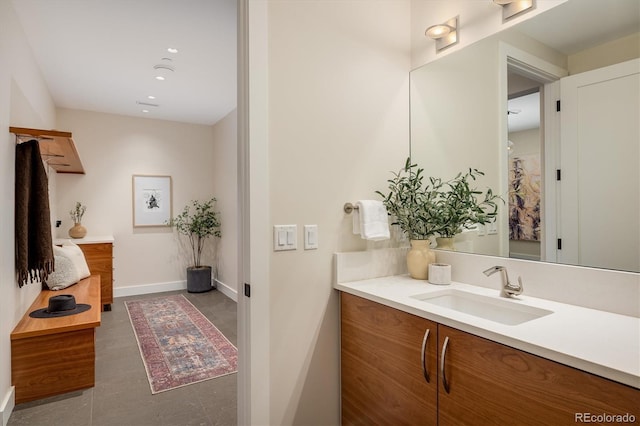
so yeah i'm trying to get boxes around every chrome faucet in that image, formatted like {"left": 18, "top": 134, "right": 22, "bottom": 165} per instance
{"left": 483, "top": 266, "right": 523, "bottom": 298}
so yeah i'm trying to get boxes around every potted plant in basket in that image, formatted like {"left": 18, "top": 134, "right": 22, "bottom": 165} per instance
{"left": 168, "top": 198, "right": 221, "bottom": 293}
{"left": 376, "top": 158, "right": 439, "bottom": 280}
{"left": 428, "top": 169, "right": 502, "bottom": 250}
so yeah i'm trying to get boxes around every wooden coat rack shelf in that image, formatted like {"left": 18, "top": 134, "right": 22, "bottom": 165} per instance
{"left": 10, "top": 127, "right": 85, "bottom": 174}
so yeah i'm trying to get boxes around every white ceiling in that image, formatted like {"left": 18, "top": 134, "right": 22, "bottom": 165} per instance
{"left": 508, "top": 92, "right": 540, "bottom": 133}
{"left": 12, "top": 0, "right": 237, "bottom": 126}
{"left": 517, "top": 0, "right": 640, "bottom": 55}
{"left": 12, "top": 0, "right": 638, "bottom": 129}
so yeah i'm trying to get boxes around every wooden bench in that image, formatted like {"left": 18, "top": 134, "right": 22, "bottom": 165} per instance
{"left": 10, "top": 275, "right": 101, "bottom": 404}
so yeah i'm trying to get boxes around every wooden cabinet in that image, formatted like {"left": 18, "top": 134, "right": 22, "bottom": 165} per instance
{"left": 341, "top": 293, "right": 437, "bottom": 425}
{"left": 340, "top": 293, "right": 640, "bottom": 426}
{"left": 11, "top": 276, "right": 101, "bottom": 403}
{"left": 437, "top": 325, "right": 640, "bottom": 426}
{"left": 77, "top": 242, "right": 113, "bottom": 310}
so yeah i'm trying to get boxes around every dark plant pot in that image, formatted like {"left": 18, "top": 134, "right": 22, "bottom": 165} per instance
{"left": 187, "top": 266, "right": 212, "bottom": 293}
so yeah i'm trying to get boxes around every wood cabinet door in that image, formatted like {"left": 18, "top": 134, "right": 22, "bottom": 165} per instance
{"left": 341, "top": 293, "right": 437, "bottom": 425}
{"left": 438, "top": 325, "right": 640, "bottom": 426}
{"left": 78, "top": 243, "right": 113, "bottom": 305}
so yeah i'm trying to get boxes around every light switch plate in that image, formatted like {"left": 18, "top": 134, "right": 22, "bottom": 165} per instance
{"left": 304, "top": 225, "right": 318, "bottom": 250}
{"left": 274, "top": 225, "right": 297, "bottom": 251}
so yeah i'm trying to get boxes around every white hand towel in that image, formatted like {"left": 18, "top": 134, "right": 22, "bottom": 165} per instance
{"left": 353, "top": 200, "right": 390, "bottom": 241}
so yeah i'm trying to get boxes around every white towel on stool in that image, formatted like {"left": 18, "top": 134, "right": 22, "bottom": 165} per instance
{"left": 352, "top": 200, "right": 390, "bottom": 241}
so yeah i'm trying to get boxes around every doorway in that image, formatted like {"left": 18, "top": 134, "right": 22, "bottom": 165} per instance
{"left": 506, "top": 73, "right": 543, "bottom": 261}
{"left": 501, "top": 43, "right": 566, "bottom": 263}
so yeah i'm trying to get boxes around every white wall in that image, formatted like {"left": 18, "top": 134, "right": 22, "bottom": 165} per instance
{"left": 211, "top": 109, "right": 238, "bottom": 297}
{"left": 410, "top": 37, "right": 504, "bottom": 256}
{"left": 249, "top": 1, "right": 411, "bottom": 424}
{"left": 510, "top": 127, "right": 539, "bottom": 156}
{"left": 569, "top": 32, "right": 640, "bottom": 75}
{"left": 55, "top": 109, "right": 221, "bottom": 295}
{"left": 0, "top": 0, "right": 57, "bottom": 421}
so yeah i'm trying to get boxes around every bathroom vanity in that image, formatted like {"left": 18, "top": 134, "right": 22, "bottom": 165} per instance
{"left": 335, "top": 260, "right": 640, "bottom": 425}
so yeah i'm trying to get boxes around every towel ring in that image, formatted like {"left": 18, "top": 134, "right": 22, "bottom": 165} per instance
{"left": 343, "top": 202, "right": 360, "bottom": 214}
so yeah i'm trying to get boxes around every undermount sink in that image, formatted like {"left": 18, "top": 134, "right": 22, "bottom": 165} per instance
{"left": 411, "top": 289, "right": 553, "bottom": 325}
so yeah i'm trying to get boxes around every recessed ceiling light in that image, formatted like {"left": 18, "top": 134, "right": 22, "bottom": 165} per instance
{"left": 136, "top": 101, "right": 159, "bottom": 107}
{"left": 154, "top": 64, "right": 175, "bottom": 72}
{"left": 155, "top": 76, "right": 165, "bottom": 81}
{"left": 167, "top": 47, "right": 178, "bottom": 53}
{"left": 142, "top": 109, "right": 149, "bottom": 113}
{"left": 148, "top": 95, "right": 156, "bottom": 100}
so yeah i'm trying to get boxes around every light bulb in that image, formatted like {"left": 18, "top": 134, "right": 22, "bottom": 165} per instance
{"left": 426, "top": 24, "right": 452, "bottom": 39}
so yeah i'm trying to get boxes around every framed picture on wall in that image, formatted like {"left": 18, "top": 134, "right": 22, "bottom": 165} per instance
{"left": 508, "top": 155, "right": 541, "bottom": 241}
{"left": 132, "top": 175, "right": 172, "bottom": 227}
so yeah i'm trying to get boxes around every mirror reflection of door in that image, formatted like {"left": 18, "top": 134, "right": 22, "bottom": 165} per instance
{"left": 507, "top": 58, "right": 640, "bottom": 272}
{"left": 559, "top": 59, "right": 640, "bottom": 272}
{"left": 507, "top": 73, "right": 543, "bottom": 261}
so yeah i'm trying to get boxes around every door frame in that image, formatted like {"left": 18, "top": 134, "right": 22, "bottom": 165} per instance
{"left": 238, "top": 0, "right": 271, "bottom": 423}
{"left": 499, "top": 42, "right": 567, "bottom": 262}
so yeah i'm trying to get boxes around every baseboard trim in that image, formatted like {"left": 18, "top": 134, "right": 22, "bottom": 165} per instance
{"left": 1, "top": 386, "right": 15, "bottom": 426}
{"left": 114, "top": 280, "right": 187, "bottom": 298}
{"left": 215, "top": 279, "right": 238, "bottom": 302}
{"left": 113, "top": 279, "right": 238, "bottom": 302}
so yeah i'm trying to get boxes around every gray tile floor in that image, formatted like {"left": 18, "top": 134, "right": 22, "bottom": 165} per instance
{"left": 8, "top": 289, "right": 238, "bottom": 426}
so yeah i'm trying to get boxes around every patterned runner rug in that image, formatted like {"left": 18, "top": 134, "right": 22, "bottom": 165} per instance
{"left": 125, "top": 294, "right": 237, "bottom": 394}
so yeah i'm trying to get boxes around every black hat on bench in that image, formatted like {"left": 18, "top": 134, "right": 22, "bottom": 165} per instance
{"left": 29, "top": 294, "right": 91, "bottom": 318}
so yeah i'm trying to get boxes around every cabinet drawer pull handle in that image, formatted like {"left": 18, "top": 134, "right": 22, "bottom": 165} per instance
{"left": 441, "top": 336, "right": 450, "bottom": 394}
{"left": 420, "top": 328, "right": 430, "bottom": 383}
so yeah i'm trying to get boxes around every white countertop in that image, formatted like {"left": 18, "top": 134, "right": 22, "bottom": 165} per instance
{"left": 54, "top": 235, "right": 114, "bottom": 245}
{"left": 335, "top": 275, "right": 640, "bottom": 389}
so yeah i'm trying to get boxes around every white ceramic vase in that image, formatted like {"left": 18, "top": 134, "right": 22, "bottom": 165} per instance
{"left": 407, "top": 239, "right": 436, "bottom": 280}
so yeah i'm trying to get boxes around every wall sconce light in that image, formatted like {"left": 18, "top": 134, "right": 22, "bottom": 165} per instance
{"left": 493, "top": 0, "right": 535, "bottom": 21}
{"left": 425, "top": 16, "right": 458, "bottom": 53}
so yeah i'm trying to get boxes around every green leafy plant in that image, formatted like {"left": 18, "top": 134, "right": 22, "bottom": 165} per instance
{"left": 69, "top": 202, "right": 86, "bottom": 224}
{"left": 168, "top": 198, "right": 221, "bottom": 268}
{"left": 428, "top": 169, "right": 502, "bottom": 238}
{"left": 375, "top": 158, "right": 439, "bottom": 240}
{"left": 376, "top": 159, "right": 502, "bottom": 240}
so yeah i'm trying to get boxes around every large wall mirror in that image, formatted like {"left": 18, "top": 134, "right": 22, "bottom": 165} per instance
{"left": 410, "top": 0, "right": 639, "bottom": 272}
